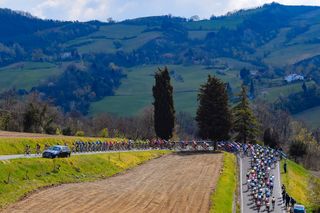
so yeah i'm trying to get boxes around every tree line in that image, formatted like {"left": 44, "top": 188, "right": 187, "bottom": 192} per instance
{"left": 152, "top": 67, "right": 260, "bottom": 149}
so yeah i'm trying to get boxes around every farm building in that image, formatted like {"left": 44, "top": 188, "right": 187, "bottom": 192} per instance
{"left": 284, "top": 74, "right": 304, "bottom": 83}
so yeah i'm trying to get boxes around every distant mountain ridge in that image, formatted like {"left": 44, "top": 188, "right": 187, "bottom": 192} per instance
{"left": 1, "top": 3, "right": 320, "bottom": 118}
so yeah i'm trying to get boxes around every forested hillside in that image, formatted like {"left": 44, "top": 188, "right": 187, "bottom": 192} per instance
{"left": 1, "top": 3, "right": 320, "bottom": 127}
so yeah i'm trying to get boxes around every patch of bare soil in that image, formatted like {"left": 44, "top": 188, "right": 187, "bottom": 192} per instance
{"left": 0, "top": 131, "right": 57, "bottom": 138}
{"left": 2, "top": 153, "right": 223, "bottom": 213}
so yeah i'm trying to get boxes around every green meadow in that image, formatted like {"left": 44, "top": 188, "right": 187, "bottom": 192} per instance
{"left": 90, "top": 65, "right": 242, "bottom": 116}
{"left": 0, "top": 62, "right": 62, "bottom": 92}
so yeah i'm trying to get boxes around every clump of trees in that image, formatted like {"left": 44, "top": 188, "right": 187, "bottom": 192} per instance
{"left": 274, "top": 85, "right": 320, "bottom": 114}
{"left": 36, "top": 62, "right": 125, "bottom": 114}
{"left": 289, "top": 140, "right": 307, "bottom": 161}
{"left": 256, "top": 99, "right": 320, "bottom": 170}
{"left": 263, "top": 128, "right": 280, "bottom": 148}
{"left": 0, "top": 92, "right": 61, "bottom": 133}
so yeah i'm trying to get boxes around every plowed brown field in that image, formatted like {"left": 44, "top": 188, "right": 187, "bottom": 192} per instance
{"left": 2, "top": 153, "right": 223, "bottom": 213}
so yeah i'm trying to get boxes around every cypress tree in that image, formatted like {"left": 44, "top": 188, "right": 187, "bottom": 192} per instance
{"left": 152, "top": 67, "right": 175, "bottom": 140}
{"left": 196, "top": 75, "right": 232, "bottom": 150}
{"left": 233, "top": 85, "right": 260, "bottom": 144}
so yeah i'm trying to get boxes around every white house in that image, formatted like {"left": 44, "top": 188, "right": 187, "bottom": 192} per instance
{"left": 284, "top": 74, "right": 304, "bottom": 83}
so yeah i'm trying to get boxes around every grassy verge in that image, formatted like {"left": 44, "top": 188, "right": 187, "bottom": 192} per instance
{"left": 210, "top": 152, "right": 237, "bottom": 213}
{"left": 0, "top": 150, "right": 171, "bottom": 209}
{"left": 280, "top": 159, "right": 320, "bottom": 212}
{"left": 0, "top": 137, "right": 123, "bottom": 155}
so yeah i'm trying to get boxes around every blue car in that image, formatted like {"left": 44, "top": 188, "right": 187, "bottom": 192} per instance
{"left": 292, "top": 204, "right": 306, "bottom": 213}
{"left": 42, "top": 145, "right": 71, "bottom": 158}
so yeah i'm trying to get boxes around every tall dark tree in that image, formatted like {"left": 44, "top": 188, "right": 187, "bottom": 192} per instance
{"left": 196, "top": 75, "right": 232, "bottom": 150}
{"left": 233, "top": 85, "right": 260, "bottom": 144}
{"left": 152, "top": 67, "right": 175, "bottom": 140}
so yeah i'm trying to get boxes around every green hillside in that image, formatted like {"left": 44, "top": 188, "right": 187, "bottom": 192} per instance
{"left": 0, "top": 62, "right": 62, "bottom": 92}
{"left": 1, "top": 3, "right": 320, "bottom": 124}
{"left": 89, "top": 65, "right": 242, "bottom": 116}
{"left": 294, "top": 106, "right": 320, "bottom": 130}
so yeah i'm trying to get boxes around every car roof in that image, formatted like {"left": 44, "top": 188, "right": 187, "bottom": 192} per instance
{"left": 52, "top": 145, "right": 68, "bottom": 148}
{"left": 294, "top": 204, "right": 305, "bottom": 210}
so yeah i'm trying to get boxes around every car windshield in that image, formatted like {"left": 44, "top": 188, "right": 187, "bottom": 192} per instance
{"left": 48, "top": 146, "right": 61, "bottom": 151}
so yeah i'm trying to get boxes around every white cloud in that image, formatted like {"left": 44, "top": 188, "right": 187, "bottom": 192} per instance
{"left": 0, "top": 0, "right": 319, "bottom": 21}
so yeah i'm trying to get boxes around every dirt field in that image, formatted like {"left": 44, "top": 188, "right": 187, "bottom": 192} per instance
{"left": 2, "top": 153, "right": 223, "bottom": 213}
{"left": 0, "top": 131, "right": 57, "bottom": 138}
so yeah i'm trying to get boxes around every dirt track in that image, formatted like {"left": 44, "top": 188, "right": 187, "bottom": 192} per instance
{"left": 3, "top": 153, "right": 223, "bottom": 213}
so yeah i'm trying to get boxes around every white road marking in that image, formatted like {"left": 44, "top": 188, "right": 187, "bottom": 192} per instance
{"left": 239, "top": 156, "right": 244, "bottom": 213}
{"left": 277, "top": 161, "right": 286, "bottom": 213}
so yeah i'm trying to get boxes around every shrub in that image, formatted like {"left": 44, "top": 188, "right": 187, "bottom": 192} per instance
{"left": 75, "top": 131, "right": 85, "bottom": 137}
{"left": 55, "top": 127, "right": 62, "bottom": 135}
{"left": 62, "top": 127, "right": 73, "bottom": 136}
{"left": 100, "top": 128, "right": 109, "bottom": 138}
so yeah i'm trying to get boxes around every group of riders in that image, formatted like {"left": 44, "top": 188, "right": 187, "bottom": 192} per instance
{"left": 24, "top": 139, "right": 244, "bottom": 155}
{"left": 242, "top": 144, "right": 298, "bottom": 212}
{"left": 244, "top": 144, "right": 279, "bottom": 212}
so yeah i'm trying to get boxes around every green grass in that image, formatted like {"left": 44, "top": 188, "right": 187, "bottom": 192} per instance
{"left": 0, "top": 62, "right": 62, "bottom": 92}
{"left": 294, "top": 106, "right": 320, "bottom": 129}
{"left": 70, "top": 31, "right": 161, "bottom": 54}
{"left": 90, "top": 65, "right": 242, "bottom": 116}
{"left": 288, "top": 24, "right": 320, "bottom": 45}
{"left": 263, "top": 43, "right": 320, "bottom": 67}
{"left": 90, "top": 24, "right": 147, "bottom": 39}
{"left": 76, "top": 39, "right": 117, "bottom": 54}
{"left": 184, "top": 18, "right": 243, "bottom": 31}
{"left": 259, "top": 81, "right": 315, "bottom": 103}
{"left": 280, "top": 159, "right": 320, "bottom": 212}
{"left": 188, "top": 31, "right": 211, "bottom": 40}
{"left": 210, "top": 152, "right": 237, "bottom": 213}
{"left": 0, "top": 150, "right": 170, "bottom": 209}
{"left": 0, "top": 137, "right": 123, "bottom": 155}
{"left": 64, "top": 24, "right": 157, "bottom": 54}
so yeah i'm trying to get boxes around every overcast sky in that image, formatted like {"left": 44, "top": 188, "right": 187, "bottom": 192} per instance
{"left": 0, "top": 0, "right": 319, "bottom": 21}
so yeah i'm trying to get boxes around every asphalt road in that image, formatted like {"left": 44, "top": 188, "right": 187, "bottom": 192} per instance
{"left": 0, "top": 149, "right": 164, "bottom": 161}
{"left": 240, "top": 156, "right": 286, "bottom": 213}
